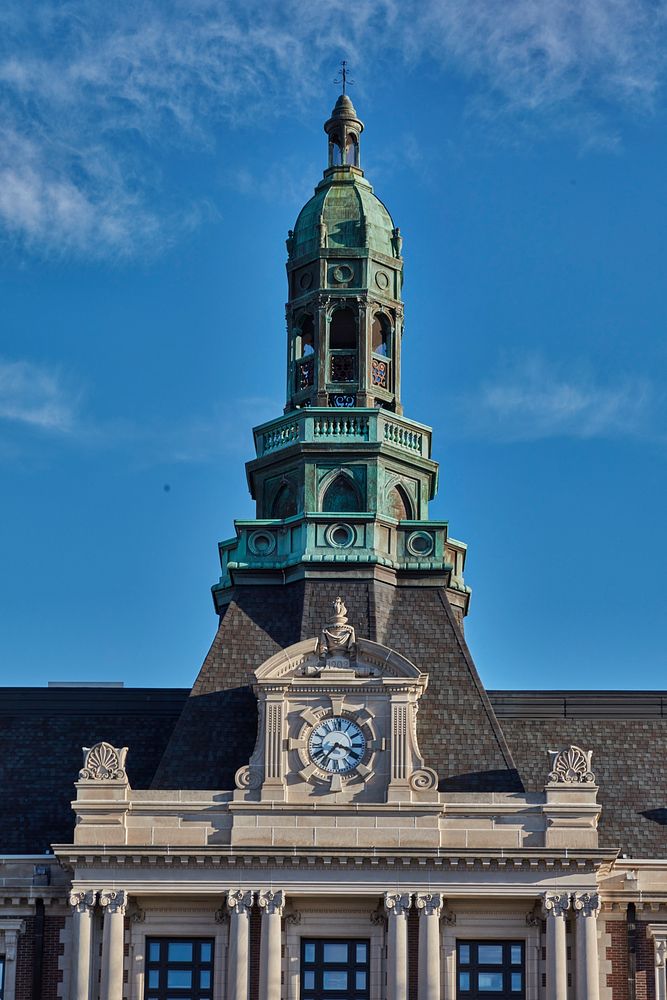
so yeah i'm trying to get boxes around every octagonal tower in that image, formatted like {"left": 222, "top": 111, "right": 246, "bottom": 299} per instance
{"left": 211, "top": 94, "right": 470, "bottom": 626}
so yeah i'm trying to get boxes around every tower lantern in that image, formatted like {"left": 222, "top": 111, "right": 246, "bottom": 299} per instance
{"left": 285, "top": 92, "right": 405, "bottom": 414}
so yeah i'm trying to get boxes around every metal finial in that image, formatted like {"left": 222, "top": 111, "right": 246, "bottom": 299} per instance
{"left": 334, "top": 60, "right": 354, "bottom": 95}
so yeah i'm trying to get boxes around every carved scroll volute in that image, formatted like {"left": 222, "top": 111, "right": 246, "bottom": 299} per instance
{"left": 79, "top": 742, "right": 128, "bottom": 782}
{"left": 389, "top": 694, "right": 438, "bottom": 802}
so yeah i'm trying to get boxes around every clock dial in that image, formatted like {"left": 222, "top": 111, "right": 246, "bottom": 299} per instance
{"left": 308, "top": 716, "right": 366, "bottom": 774}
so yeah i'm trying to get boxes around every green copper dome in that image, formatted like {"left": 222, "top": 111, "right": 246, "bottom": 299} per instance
{"left": 291, "top": 172, "right": 396, "bottom": 259}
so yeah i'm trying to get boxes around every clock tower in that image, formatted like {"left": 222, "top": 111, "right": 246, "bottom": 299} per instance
{"left": 153, "top": 93, "right": 520, "bottom": 798}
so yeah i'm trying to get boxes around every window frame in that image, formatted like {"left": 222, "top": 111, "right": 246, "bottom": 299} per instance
{"left": 456, "top": 940, "right": 526, "bottom": 999}
{"left": 300, "top": 937, "right": 371, "bottom": 1000}
{"left": 143, "top": 937, "right": 214, "bottom": 1000}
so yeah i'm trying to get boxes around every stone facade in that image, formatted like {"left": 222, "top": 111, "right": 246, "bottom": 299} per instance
{"left": 1, "top": 93, "right": 666, "bottom": 1000}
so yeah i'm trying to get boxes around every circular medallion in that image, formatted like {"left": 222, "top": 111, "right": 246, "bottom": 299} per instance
{"left": 299, "top": 271, "right": 313, "bottom": 290}
{"left": 308, "top": 716, "right": 367, "bottom": 773}
{"left": 248, "top": 530, "right": 276, "bottom": 556}
{"left": 406, "top": 530, "right": 434, "bottom": 557}
{"left": 332, "top": 264, "right": 354, "bottom": 284}
{"left": 375, "top": 270, "right": 390, "bottom": 290}
{"left": 325, "top": 522, "right": 355, "bottom": 548}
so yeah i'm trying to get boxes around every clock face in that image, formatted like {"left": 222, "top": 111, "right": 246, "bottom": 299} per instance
{"left": 308, "top": 716, "right": 366, "bottom": 774}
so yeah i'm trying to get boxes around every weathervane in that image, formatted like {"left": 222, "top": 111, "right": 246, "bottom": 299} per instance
{"left": 334, "top": 60, "right": 354, "bottom": 95}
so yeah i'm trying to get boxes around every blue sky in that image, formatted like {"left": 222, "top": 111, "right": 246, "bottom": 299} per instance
{"left": 1, "top": 0, "right": 666, "bottom": 691}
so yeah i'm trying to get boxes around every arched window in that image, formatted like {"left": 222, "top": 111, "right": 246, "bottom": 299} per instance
{"left": 296, "top": 315, "right": 314, "bottom": 358}
{"left": 272, "top": 482, "right": 297, "bottom": 519}
{"left": 332, "top": 141, "right": 344, "bottom": 166}
{"left": 346, "top": 135, "right": 359, "bottom": 166}
{"left": 322, "top": 474, "right": 362, "bottom": 512}
{"left": 387, "top": 484, "right": 412, "bottom": 521}
{"left": 372, "top": 313, "right": 391, "bottom": 357}
{"left": 330, "top": 308, "right": 357, "bottom": 349}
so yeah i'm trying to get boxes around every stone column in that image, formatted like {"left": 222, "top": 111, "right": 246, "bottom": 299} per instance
{"left": 648, "top": 926, "right": 667, "bottom": 1000}
{"left": 226, "top": 890, "right": 253, "bottom": 1000}
{"left": 573, "top": 892, "right": 600, "bottom": 1000}
{"left": 99, "top": 890, "right": 127, "bottom": 1000}
{"left": 258, "top": 890, "right": 285, "bottom": 1000}
{"left": 415, "top": 893, "right": 442, "bottom": 1000}
{"left": 384, "top": 892, "right": 411, "bottom": 1000}
{"left": 543, "top": 893, "right": 569, "bottom": 1000}
{"left": 69, "top": 891, "right": 96, "bottom": 1000}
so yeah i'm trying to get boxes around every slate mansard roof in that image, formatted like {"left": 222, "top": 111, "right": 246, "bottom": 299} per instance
{"left": 4, "top": 659, "right": 666, "bottom": 858}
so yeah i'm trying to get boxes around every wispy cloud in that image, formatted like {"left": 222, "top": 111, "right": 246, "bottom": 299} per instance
{"left": 0, "top": 357, "right": 79, "bottom": 432}
{"left": 1, "top": 0, "right": 667, "bottom": 257}
{"left": 459, "top": 356, "right": 657, "bottom": 443}
{"left": 0, "top": 354, "right": 278, "bottom": 464}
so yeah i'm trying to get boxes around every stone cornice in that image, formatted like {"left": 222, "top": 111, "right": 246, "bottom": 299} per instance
{"left": 54, "top": 845, "right": 615, "bottom": 871}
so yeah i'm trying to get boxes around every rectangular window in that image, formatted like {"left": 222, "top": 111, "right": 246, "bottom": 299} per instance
{"left": 301, "top": 938, "right": 370, "bottom": 1000}
{"left": 457, "top": 941, "right": 525, "bottom": 999}
{"left": 144, "top": 938, "right": 214, "bottom": 1000}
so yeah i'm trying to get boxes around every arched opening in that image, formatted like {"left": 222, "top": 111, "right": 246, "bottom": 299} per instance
{"left": 322, "top": 473, "right": 362, "bottom": 513}
{"left": 372, "top": 313, "right": 391, "bottom": 356}
{"left": 387, "top": 484, "right": 412, "bottom": 521}
{"left": 272, "top": 482, "right": 297, "bottom": 519}
{"left": 345, "top": 135, "right": 359, "bottom": 166}
{"left": 330, "top": 308, "right": 357, "bottom": 349}
{"left": 331, "top": 141, "right": 344, "bottom": 166}
{"left": 296, "top": 315, "right": 315, "bottom": 358}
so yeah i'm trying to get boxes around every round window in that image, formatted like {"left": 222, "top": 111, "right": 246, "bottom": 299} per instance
{"left": 248, "top": 530, "right": 277, "bottom": 556}
{"left": 332, "top": 264, "right": 354, "bottom": 284}
{"left": 325, "top": 522, "right": 355, "bottom": 548}
{"left": 406, "top": 531, "right": 434, "bottom": 557}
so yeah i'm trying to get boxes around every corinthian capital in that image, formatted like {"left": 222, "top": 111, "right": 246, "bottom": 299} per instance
{"left": 226, "top": 889, "right": 253, "bottom": 915}
{"left": 99, "top": 889, "right": 127, "bottom": 914}
{"left": 572, "top": 892, "right": 600, "bottom": 918}
{"left": 384, "top": 892, "right": 411, "bottom": 917}
{"left": 69, "top": 890, "right": 97, "bottom": 913}
{"left": 415, "top": 893, "right": 443, "bottom": 918}
{"left": 258, "top": 889, "right": 285, "bottom": 916}
{"left": 542, "top": 892, "right": 570, "bottom": 918}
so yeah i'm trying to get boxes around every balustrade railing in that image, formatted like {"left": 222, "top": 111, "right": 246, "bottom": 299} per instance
{"left": 256, "top": 410, "right": 429, "bottom": 458}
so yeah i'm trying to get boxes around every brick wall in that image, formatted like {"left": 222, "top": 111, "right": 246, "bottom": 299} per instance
{"left": 637, "top": 923, "right": 656, "bottom": 1000}
{"left": 407, "top": 908, "right": 418, "bottom": 1000}
{"left": 15, "top": 916, "right": 34, "bottom": 1000}
{"left": 606, "top": 916, "right": 657, "bottom": 1000}
{"left": 14, "top": 913, "right": 65, "bottom": 1000}
{"left": 249, "top": 902, "right": 261, "bottom": 1000}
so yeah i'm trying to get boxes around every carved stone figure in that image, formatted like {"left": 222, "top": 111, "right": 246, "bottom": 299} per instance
{"left": 318, "top": 596, "right": 356, "bottom": 661}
